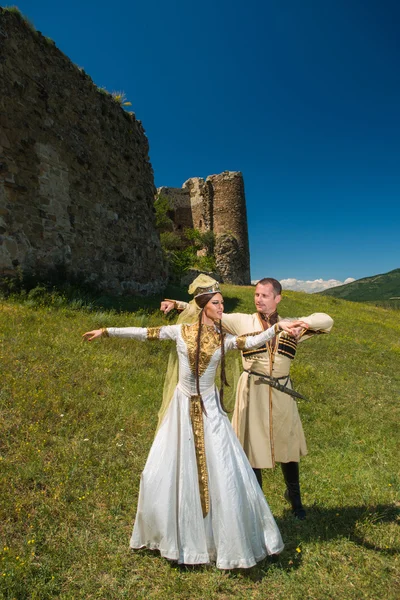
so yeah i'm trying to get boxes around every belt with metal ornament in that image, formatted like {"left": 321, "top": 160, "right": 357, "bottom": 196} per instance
{"left": 243, "top": 369, "right": 309, "bottom": 401}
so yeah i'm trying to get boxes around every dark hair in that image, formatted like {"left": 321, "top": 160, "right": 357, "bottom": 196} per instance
{"left": 256, "top": 277, "right": 282, "bottom": 296}
{"left": 194, "top": 292, "right": 218, "bottom": 310}
{"left": 194, "top": 292, "right": 229, "bottom": 414}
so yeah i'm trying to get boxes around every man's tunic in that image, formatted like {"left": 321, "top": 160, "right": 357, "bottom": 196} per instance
{"left": 221, "top": 312, "right": 333, "bottom": 468}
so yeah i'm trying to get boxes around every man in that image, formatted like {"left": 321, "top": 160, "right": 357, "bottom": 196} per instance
{"left": 161, "top": 278, "right": 333, "bottom": 519}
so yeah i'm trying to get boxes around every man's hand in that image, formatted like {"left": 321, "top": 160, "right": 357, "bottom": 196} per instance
{"left": 160, "top": 300, "right": 175, "bottom": 315}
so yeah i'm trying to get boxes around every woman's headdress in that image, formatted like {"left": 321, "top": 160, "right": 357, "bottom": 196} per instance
{"left": 188, "top": 274, "right": 220, "bottom": 298}
{"left": 156, "top": 274, "right": 220, "bottom": 432}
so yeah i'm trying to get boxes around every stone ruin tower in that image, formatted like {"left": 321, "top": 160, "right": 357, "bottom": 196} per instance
{"left": 158, "top": 171, "right": 251, "bottom": 285}
{"left": 0, "top": 8, "right": 166, "bottom": 294}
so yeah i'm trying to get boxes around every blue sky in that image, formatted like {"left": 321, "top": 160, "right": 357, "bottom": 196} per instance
{"left": 9, "top": 0, "right": 400, "bottom": 287}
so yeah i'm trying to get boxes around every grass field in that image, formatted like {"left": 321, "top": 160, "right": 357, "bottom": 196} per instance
{"left": 1, "top": 285, "right": 399, "bottom": 599}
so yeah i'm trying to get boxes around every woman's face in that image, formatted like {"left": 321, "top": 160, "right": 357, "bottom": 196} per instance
{"left": 204, "top": 293, "right": 224, "bottom": 321}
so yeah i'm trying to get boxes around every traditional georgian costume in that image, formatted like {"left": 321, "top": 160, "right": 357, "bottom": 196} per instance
{"left": 104, "top": 320, "right": 284, "bottom": 569}
{"left": 170, "top": 306, "right": 333, "bottom": 469}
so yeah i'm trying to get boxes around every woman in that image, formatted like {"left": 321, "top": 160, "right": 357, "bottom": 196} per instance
{"left": 83, "top": 285, "right": 306, "bottom": 569}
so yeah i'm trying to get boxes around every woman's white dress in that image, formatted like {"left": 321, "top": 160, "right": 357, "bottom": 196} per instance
{"left": 107, "top": 323, "right": 284, "bottom": 569}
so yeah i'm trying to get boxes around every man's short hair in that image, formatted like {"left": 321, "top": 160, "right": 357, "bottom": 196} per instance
{"left": 256, "top": 278, "right": 282, "bottom": 297}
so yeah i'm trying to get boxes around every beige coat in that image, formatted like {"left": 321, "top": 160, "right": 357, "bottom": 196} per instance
{"left": 221, "top": 312, "right": 334, "bottom": 468}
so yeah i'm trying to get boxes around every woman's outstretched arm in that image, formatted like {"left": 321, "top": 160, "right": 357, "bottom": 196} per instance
{"left": 224, "top": 319, "right": 308, "bottom": 351}
{"left": 82, "top": 325, "right": 179, "bottom": 342}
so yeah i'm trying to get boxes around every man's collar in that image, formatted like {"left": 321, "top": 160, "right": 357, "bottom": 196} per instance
{"left": 259, "top": 310, "right": 279, "bottom": 324}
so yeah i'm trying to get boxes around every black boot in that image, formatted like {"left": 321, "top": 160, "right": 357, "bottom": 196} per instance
{"left": 280, "top": 462, "right": 306, "bottom": 520}
{"left": 253, "top": 468, "right": 263, "bottom": 488}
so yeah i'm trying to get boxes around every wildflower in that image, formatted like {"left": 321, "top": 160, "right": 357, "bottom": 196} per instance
{"left": 111, "top": 91, "right": 132, "bottom": 107}
{"left": 296, "top": 547, "right": 301, "bottom": 553}
{"left": 83, "top": 438, "right": 89, "bottom": 442}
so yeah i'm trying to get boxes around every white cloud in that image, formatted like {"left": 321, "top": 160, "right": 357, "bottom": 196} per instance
{"left": 279, "top": 277, "right": 356, "bottom": 293}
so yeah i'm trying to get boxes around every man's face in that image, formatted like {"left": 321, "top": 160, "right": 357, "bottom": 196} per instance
{"left": 254, "top": 283, "right": 281, "bottom": 315}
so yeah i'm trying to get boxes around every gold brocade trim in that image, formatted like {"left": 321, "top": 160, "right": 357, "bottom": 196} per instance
{"left": 146, "top": 327, "right": 162, "bottom": 340}
{"left": 268, "top": 383, "right": 275, "bottom": 468}
{"left": 298, "top": 327, "right": 322, "bottom": 339}
{"left": 242, "top": 344, "right": 267, "bottom": 357}
{"left": 278, "top": 349, "right": 296, "bottom": 359}
{"left": 277, "top": 332, "right": 298, "bottom": 360}
{"left": 262, "top": 316, "right": 277, "bottom": 468}
{"left": 181, "top": 323, "right": 221, "bottom": 377}
{"left": 236, "top": 331, "right": 262, "bottom": 351}
{"left": 190, "top": 395, "right": 209, "bottom": 517}
{"left": 279, "top": 334, "right": 297, "bottom": 346}
{"left": 257, "top": 313, "right": 279, "bottom": 355}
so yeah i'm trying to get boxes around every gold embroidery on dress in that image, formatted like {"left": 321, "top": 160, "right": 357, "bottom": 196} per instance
{"left": 181, "top": 323, "right": 221, "bottom": 377}
{"left": 181, "top": 323, "right": 218, "bottom": 516}
{"left": 146, "top": 327, "right": 161, "bottom": 340}
{"left": 236, "top": 331, "right": 262, "bottom": 351}
{"left": 190, "top": 394, "right": 209, "bottom": 517}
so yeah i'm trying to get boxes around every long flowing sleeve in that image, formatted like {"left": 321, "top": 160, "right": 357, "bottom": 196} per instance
{"left": 106, "top": 324, "right": 179, "bottom": 341}
{"left": 224, "top": 324, "right": 278, "bottom": 352}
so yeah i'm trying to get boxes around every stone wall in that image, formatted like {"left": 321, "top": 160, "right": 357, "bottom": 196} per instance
{"left": 157, "top": 171, "right": 251, "bottom": 285}
{"left": 0, "top": 8, "right": 167, "bottom": 294}
{"left": 157, "top": 186, "right": 193, "bottom": 232}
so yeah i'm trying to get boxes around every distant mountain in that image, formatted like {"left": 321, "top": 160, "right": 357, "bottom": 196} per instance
{"left": 319, "top": 268, "right": 400, "bottom": 304}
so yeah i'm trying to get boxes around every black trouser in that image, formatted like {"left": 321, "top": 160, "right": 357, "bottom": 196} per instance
{"left": 253, "top": 468, "right": 263, "bottom": 488}
{"left": 280, "top": 461, "right": 306, "bottom": 519}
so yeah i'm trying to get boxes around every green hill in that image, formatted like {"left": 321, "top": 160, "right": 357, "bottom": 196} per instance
{"left": 320, "top": 268, "right": 400, "bottom": 306}
{"left": 1, "top": 285, "right": 399, "bottom": 599}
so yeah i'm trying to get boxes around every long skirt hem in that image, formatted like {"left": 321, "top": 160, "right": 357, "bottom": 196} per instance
{"left": 130, "top": 542, "right": 282, "bottom": 570}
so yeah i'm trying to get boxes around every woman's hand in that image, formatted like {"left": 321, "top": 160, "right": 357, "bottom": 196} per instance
{"left": 82, "top": 329, "right": 105, "bottom": 342}
{"left": 278, "top": 320, "right": 309, "bottom": 336}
